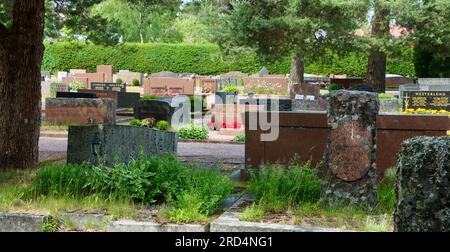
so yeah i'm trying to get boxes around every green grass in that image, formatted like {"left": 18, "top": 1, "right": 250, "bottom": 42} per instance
{"left": 0, "top": 168, "right": 138, "bottom": 219}
{"left": 379, "top": 93, "right": 396, "bottom": 100}
{"left": 40, "top": 121, "right": 69, "bottom": 132}
{"left": 239, "top": 159, "right": 396, "bottom": 232}
{"left": 247, "top": 158, "right": 322, "bottom": 213}
{"left": 0, "top": 155, "right": 232, "bottom": 224}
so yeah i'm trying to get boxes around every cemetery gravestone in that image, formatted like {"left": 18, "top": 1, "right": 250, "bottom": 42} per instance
{"left": 394, "top": 136, "right": 450, "bottom": 232}
{"left": 134, "top": 100, "right": 176, "bottom": 123}
{"left": 323, "top": 90, "right": 379, "bottom": 207}
{"left": 78, "top": 89, "right": 140, "bottom": 109}
{"left": 418, "top": 78, "right": 450, "bottom": 86}
{"left": 67, "top": 125, "right": 178, "bottom": 166}
{"left": 402, "top": 90, "right": 450, "bottom": 111}
{"left": 56, "top": 92, "right": 98, "bottom": 99}
{"left": 91, "top": 82, "right": 126, "bottom": 92}
{"left": 57, "top": 71, "right": 68, "bottom": 81}
{"left": 45, "top": 98, "right": 116, "bottom": 125}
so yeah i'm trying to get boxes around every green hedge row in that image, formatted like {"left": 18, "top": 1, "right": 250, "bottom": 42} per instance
{"left": 42, "top": 42, "right": 416, "bottom": 77}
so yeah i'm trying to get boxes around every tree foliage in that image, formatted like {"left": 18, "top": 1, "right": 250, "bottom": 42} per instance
{"left": 95, "top": 0, "right": 182, "bottom": 43}
{"left": 215, "top": 0, "right": 368, "bottom": 61}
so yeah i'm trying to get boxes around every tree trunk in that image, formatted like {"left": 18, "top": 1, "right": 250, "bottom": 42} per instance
{"left": 367, "top": 2, "right": 390, "bottom": 93}
{"left": 368, "top": 49, "right": 387, "bottom": 93}
{"left": 0, "top": 0, "right": 45, "bottom": 170}
{"left": 290, "top": 54, "right": 304, "bottom": 85}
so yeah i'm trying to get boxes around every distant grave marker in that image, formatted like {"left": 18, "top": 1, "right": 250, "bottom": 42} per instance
{"left": 402, "top": 91, "right": 450, "bottom": 111}
{"left": 91, "top": 82, "right": 126, "bottom": 92}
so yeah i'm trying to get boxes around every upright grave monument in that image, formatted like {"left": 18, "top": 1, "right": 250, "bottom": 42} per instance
{"left": 400, "top": 83, "right": 450, "bottom": 111}
{"left": 323, "top": 90, "right": 379, "bottom": 207}
{"left": 91, "top": 82, "right": 127, "bottom": 92}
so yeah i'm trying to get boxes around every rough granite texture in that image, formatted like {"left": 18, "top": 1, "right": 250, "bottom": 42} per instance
{"left": 394, "top": 136, "right": 450, "bottom": 232}
{"left": 67, "top": 125, "right": 178, "bottom": 166}
{"left": 323, "top": 90, "right": 380, "bottom": 207}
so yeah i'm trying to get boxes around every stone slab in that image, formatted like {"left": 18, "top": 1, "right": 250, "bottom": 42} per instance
{"left": 0, "top": 212, "right": 50, "bottom": 232}
{"left": 108, "top": 220, "right": 209, "bottom": 232}
{"left": 210, "top": 196, "right": 350, "bottom": 232}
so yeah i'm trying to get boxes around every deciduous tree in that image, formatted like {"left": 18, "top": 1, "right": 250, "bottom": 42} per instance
{"left": 0, "top": 0, "right": 45, "bottom": 170}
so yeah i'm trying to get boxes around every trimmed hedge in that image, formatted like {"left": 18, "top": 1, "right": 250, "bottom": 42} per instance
{"left": 42, "top": 42, "right": 416, "bottom": 77}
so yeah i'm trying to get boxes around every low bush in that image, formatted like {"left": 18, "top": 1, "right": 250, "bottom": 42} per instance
{"left": 328, "top": 84, "right": 341, "bottom": 92}
{"left": 69, "top": 81, "right": 85, "bottom": 91}
{"left": 116, "top": 78, "right": 123, "bottom": 84}
{"left": 132, "top": 79, "right": 140, "bottom": 86}
{"left": 156, "top": 120, "right": 169, "bottom": 131}
{"left": 142, "top": 96, "right": 171, "bottom": 100}
{"left": 178, "top": 124, "right": 209, "bottom": 140}
{"left": 233, "top": 135, "right": 246, "bottom": 142}
{"left": 129, "top": 119, "right": 142, "bottom": 127}
{"left": 221, "top": 85, "right": 240, "bottom": 93}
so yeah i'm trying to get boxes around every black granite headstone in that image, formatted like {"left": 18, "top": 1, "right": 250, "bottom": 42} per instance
{"left": 402, "top": 91, "right": 450, "bottom": 111}
{"left": 134, "top": 100, "right": 175, "bottom": 123}
{"left": 91, "top": 82, "right": 126, "bottom": 92}
{"left": 117, "top": 92, "right": 140, "bottom": 108}
{"left": 56, "top": 92, "right": 98, "bottom": 99}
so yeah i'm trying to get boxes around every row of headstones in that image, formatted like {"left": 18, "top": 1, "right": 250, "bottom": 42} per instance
{"left": 323, "top": 90, "right": 449, "bottom": 232}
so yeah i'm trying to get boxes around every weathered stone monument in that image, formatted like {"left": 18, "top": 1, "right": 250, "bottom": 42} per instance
{"left": 394, "top": 136, "right": 450, "bottom": 232}
{"left": 323, "top": 90, "right": 379, "bottom": 206}
{"left": 67, "top": 125, "right": 178, "bottom": 166}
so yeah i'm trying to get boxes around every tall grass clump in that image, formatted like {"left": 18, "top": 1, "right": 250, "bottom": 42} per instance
{"left": 27, "top": 154, "right": 232, "bottom": 223}
{"left": 376, "top": 168, "right": 396, "bottom": 213}
{"left": 247, "top": 159, "right": 322, "bottom": 213}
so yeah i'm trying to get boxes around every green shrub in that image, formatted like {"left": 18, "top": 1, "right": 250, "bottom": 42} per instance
{"left": 115, "top": 78, "right": 123, "bottom": 84}
{"left": 69, "top": 81, "right": 85, "bottom": 91}
{"left": 233, "top": 135, "right": 246, "bottom": 142}
{"left": 248, "top": 158, "right": 322, "bottom": 212}
{"left": 221, "top": 85, "right": 240, "bottom": 93}
{"left": 132, "top": 79, "right": 140, "bottom": 86}
{"left": 129, "top": 119, "right": 142, "bottom": 127}
{"left": 156, "top": 120, "right": 169, "bottom": 131}
{"left": 42, "top": 42, "right": 417, "bottom": 77}
{"left": 328, "top": 84, "right": 341, "bottom": 92}
{"left": 178, "top": 124, "right": 209, "bottom": 140}
{"left": 142, "top": 96, "right": 171, "bottom": 100}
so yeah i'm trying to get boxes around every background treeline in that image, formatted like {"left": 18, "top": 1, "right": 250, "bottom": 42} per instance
{"left": 42, "top": 42, "right": 416, "bottom": 77}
